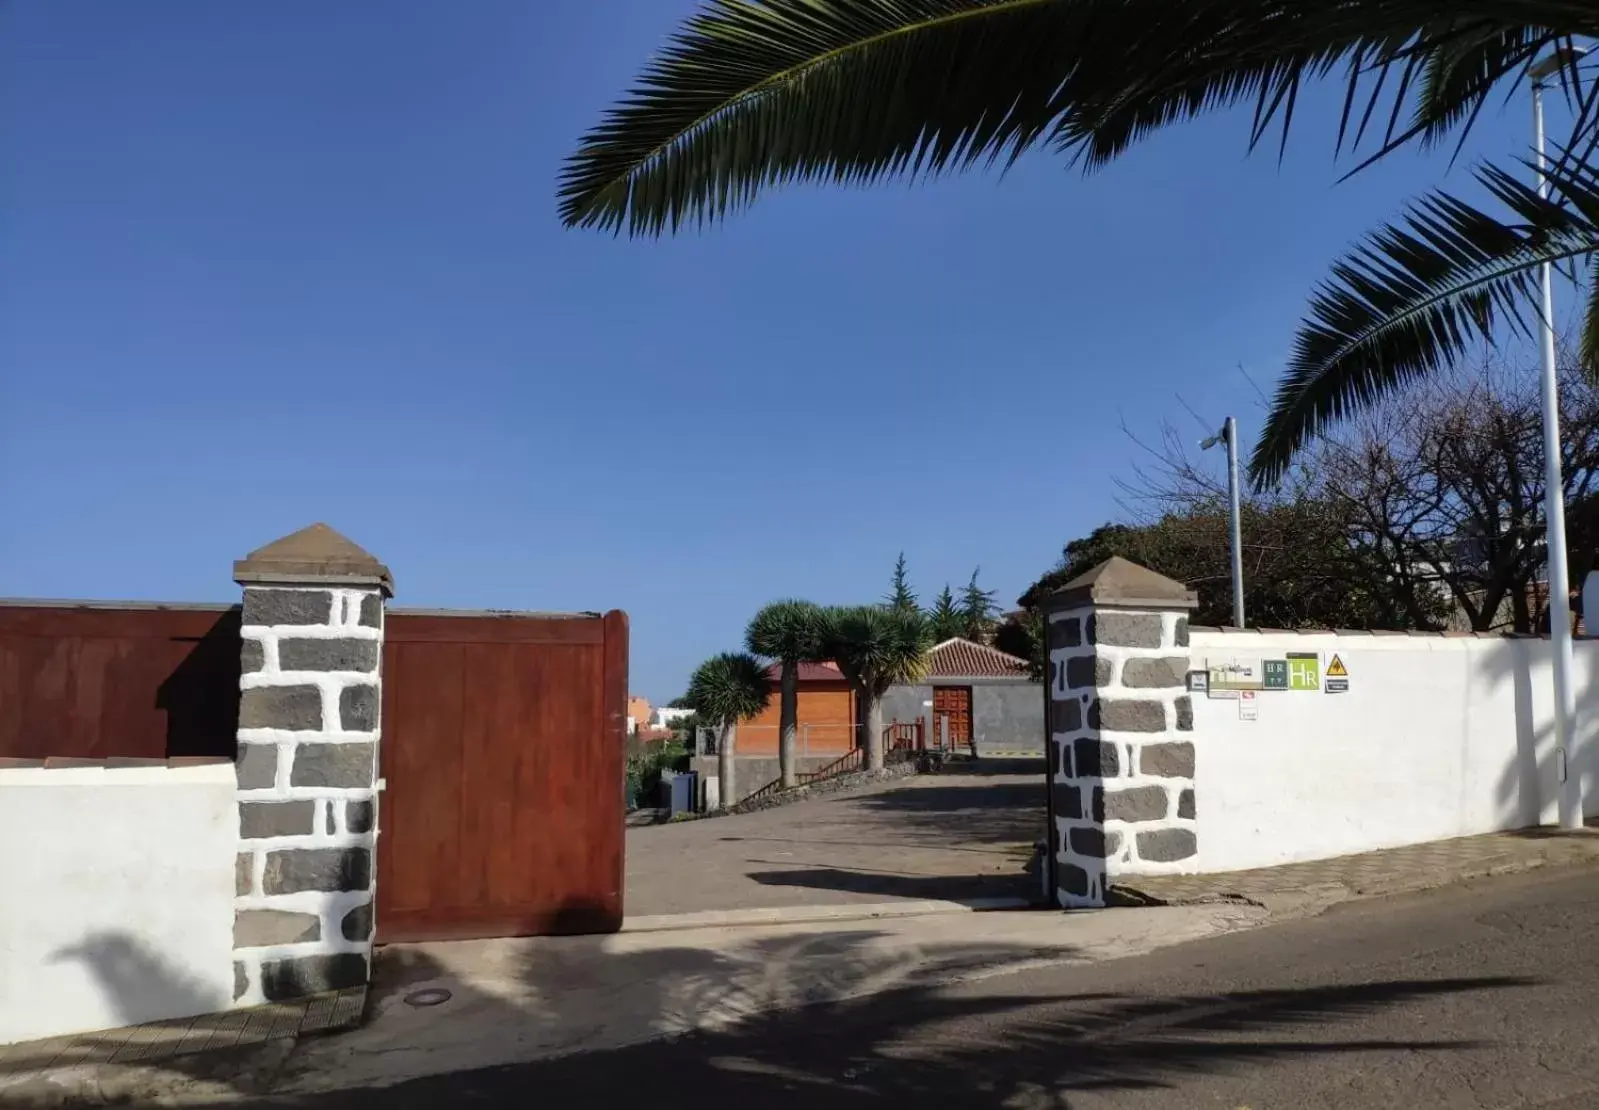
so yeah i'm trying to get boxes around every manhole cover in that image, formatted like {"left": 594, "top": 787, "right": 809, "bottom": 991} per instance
{"left": 403, "top": 988, "right": 452, "bottom": 1008}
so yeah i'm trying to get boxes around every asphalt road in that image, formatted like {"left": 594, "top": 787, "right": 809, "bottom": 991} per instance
{"left": 261, "top": 864, "right": 1599, "bottom": 1108}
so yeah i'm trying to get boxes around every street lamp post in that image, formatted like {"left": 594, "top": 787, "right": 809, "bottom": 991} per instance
{"left": 1530, "top": 45, "right": 1588, "bottom": 829}
{"left": 1202, "top": 416, "right": 1246, "bottom": 629}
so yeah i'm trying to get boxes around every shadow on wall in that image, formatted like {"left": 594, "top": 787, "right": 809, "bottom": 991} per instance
{"left": 48, "top": 930, "right": 228, "bottom": 1030}
{"left": 1474, "top": 637, "right": 1599, "bottom": 828}
{"left": 156, "top": 608, "right": 241, "bottom": 760}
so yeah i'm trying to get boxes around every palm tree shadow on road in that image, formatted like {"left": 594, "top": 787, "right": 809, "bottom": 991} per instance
{"left": 22, "top": 905, "right": 1532, "bottom": 1108}
{"left": 262, "top": 968, "right": 1524, "bottom": 1109}
{"left": 143, "top": 890, "right": 1532, "bottom": 1110}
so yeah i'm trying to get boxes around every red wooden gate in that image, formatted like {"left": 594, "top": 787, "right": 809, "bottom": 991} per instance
{"left": 377, "top": 609, "right": 627, "bottom": 943}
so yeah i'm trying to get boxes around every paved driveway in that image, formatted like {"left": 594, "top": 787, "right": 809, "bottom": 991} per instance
{"left": 625, "top": 763, "right": 1048, "bottom": 917}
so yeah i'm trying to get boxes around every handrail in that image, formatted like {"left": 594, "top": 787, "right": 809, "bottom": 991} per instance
{"left": 798, "top": 747, "right": 864, "bottom": 784}
{"left": 734, "top": 723, "right": 926, "bottom": 810}
{"left": 738, "top": 782, "right": 780, "bottom": 806}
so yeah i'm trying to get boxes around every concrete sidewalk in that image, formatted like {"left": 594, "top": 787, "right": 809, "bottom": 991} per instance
{"left": 1111, "top": 824, "right": 1599, "bottom": 917}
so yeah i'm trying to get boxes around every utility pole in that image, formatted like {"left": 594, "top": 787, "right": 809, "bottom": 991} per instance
{"left": 1530, "top": 45, "right": 1587, "bottom": 828}
{"left": 1202, "top": 416, "right": 1246, "bottom": 628}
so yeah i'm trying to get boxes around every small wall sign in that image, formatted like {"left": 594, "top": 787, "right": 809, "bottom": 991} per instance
{"left": 1287, "top": 652, "right": 1320, "bottom": 691}
{"left": 1325, "top": 654, "right": 1350, "bottom": 693}
{"left": 1187, "top": 670, "right": 1209, "bottom": 694}
{"left": 1208, "top": 657, "right": 1264, "bottom": 695}
{"left": 1238, "top": 691, "right": 1259, "bottom": 720}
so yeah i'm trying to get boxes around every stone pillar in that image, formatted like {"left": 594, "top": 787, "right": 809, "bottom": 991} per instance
{"left": 230, "top": 523, "right": 393, "bottom": 1005}
{"left": 1044, "top": 557, "right": 1197, "bottom": 909}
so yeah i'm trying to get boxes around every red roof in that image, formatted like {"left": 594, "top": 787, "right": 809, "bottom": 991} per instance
{"left": 762, "top": 660, "right": 847, "bottom": 683}
{"left": 924, "top": 638, "right": 1031, "bottom": 679}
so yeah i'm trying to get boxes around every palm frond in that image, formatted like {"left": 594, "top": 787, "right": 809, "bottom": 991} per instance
{"left": 1409, "top": 26, "right": 1546, "bottom": 158}
{"left": 746, "top": 599, "right": 827, "bottom": 660}
{"left": 561, "top": 0, "right": 1598, "bottom": 235}
{"left": 821, "top": 604, "right": 931, "bottom": 695}
{"left": 1251, "top": 155, "right": 1599, "bottom": 489}
{"left": 685, "top": 651, "right": 772, "bottom": 726}
{"left": 561, "top": 0, "right": 1081, "bottom": 234}
{"left": 1582, "top": 255, "right": 1599, "bottom": 372}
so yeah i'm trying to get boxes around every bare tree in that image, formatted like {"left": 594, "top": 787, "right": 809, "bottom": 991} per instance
{"left": 1038, "top": 345, "right": 1599, "bottom": 634}
{"left": 1313, "top": 350, "right": 1599, "bottom": 632}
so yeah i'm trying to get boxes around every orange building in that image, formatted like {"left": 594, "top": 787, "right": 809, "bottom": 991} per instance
{"left": 738, "top": 661, "right": 857, "bottom": 757}
{"left": 626, "top": 695, "right": 652, "bottom": 734}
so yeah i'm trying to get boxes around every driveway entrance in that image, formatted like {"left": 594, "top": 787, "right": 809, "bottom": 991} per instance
{"left": 625, "top": 762, "right": 1045, "bottom": 917}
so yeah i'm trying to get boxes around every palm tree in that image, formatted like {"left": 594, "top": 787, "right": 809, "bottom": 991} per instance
{"left": 821, "top": 604, "right": 931, "bottom": 771}
{"left": 746, "top": 599, "right": 827, "bottom": 789}
{"left": 683, "top": 651, "right": 772, "bottom": 808}
{"left": 560, "top": 2, "right": 1599, "bottom": 485}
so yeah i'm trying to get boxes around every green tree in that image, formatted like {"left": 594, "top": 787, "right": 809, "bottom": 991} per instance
{"left": 884, "top": 552, "right": 918, "bottom": 613}
{"left": 992, "top": 609, "right": 1046, "bottom": 681}
{"left": 959, "top": 568, "right": 999, "bottom": 642}
{"left": 927, "top": 584, "right": 963, "bottom": 642}
{"left": 1018, "top": 506, "right": 1444, "bottom": 632}
{"left": 683, "top": 652, "right": 771, "bottom": 808}
{"left": 561, "top": 2, "right": 1599, "bottom": 486}
{"left": 820, "top": 605, "right": 931, "bottom": 772}
{"left": 746, "top": 599, "right": 827, "bottom": 790}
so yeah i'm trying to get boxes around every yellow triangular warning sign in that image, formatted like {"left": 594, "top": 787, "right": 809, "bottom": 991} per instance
{"left": 1326, "top": 654, "right": 1348, "bottom": 677}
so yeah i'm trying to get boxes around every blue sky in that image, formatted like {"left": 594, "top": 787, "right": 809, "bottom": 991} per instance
{"left": 0, "top": 2, "right": 1556, "bottom": 700}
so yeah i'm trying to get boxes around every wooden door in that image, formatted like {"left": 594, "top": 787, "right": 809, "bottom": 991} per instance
{"left": 933, "top": 686, "right": 972, "bottom": 752}
{"left": 377, "top": 609, "right": 627, "bottom": 943}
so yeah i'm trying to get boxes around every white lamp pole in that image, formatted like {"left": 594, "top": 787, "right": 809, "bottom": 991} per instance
{"left": 1530, "top": 45, "right": 1587, "bottom": 829}
{"left": 1202, "top": 416, "right": 1246, "bottom": 629}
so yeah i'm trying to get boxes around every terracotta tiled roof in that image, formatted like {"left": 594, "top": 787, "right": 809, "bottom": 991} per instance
{"left": 762, "top": 660, "right": 847, "bottom": 683}
{"left": 925, "top": 638, "right": 1031, "bottom": 679}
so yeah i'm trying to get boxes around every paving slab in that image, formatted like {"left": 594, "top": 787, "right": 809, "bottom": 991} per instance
{"left": 0, "top": 989, "right": 364, "bottom": 1108}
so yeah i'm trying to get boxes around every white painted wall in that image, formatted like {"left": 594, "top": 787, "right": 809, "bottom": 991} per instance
{"left": 1190, "top": 631, "right": 1599, "bottom": 873}
{"left": 0, "top": 763, "right": 238, "bottom": 1045}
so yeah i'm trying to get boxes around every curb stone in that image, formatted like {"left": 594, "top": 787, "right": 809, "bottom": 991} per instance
{"left": 622, "top": 895, "right": 1036, "bottom": 934}
{"left": 0, "top": 1038, "right": 294, "bottom": 1109}
{"left": 1108, "top": 838, "right": 1599, "bottom": 920}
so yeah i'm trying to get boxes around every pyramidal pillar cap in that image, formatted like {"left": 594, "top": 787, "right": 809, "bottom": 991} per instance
{"left": 1044, "top": 555, "right": 1196, "bottom": 611}
{"left": 233, "top": 523, "right": 394, "bottom": 596}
